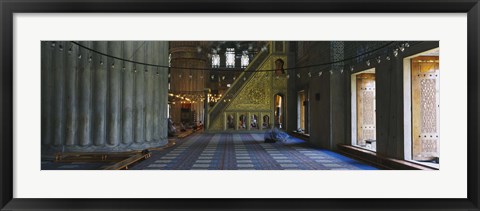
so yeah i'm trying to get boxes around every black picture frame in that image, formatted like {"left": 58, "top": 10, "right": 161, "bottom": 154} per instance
{"left": 1, "top": 0, "right": 479, "bottom": 210}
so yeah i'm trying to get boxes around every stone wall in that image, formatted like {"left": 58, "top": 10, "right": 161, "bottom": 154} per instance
{"left": 289, "top": 41, "right": 439, "bottom": 159}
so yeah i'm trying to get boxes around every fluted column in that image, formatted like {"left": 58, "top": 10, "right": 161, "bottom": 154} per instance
{"left": 78, "top": 41, "right": 93, "bottom": 146}
{"left": 108, "top": 41, "right": 122, "bottom": 146}
{"left": 93, "top": 41, "right": 108, "bottom": 146}
{"left": 122, "top": 41, "right": 134, "bottom": 144}
{"left": 65, "top": 42, "right": 78, "bottom": 146}
{"left": 134, "top": 41, "right": 146, "bottom": 143}
{"left": 145, "top": 42, "right": 154, "bottom": 142}
{"left": 41, "top": 41, "right": 53, "bottom": 146}
{"left": 41, "top": 41, "right": 169, "bottom": 153}
{"left": 53, "top": 41, "right": 66, "bottom": 146}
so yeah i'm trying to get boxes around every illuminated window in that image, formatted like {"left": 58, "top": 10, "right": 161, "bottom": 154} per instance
{"left": 351, "top": 68, "right": 376, "bottom": 151}
{"left": 225, "top": 48, "right": 235, "bottom": 68}
{"left": 212, "top": 54, "right": 220, "bottom": 68}
{"left": 404, "top": 48, "right": 440, "bottom": 168}
{"left": 241, "top": 51, "right": 249, "bottom": 68}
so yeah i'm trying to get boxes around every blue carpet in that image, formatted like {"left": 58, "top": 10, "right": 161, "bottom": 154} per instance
{"left": 130, "top": 132, "right": 378, "bottom": 170}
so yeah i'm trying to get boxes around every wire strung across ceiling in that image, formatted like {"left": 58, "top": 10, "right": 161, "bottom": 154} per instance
{"left": 69, "top": 41, "right": 417, "bottom": 73}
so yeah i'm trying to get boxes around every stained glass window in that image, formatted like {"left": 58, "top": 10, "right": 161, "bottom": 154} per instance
{"left": 212, "top": 54, "right": 220, "bottom": 68}
{"left": 225, "top": 48, "right": 235, "bottom": 68}
{"left": 241, "top": 51, "right": 249, "bottom": 68}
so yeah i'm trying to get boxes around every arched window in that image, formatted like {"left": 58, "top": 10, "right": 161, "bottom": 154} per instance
{"left": 241, "top": 51, "right": 249, "bottom": 68}
{"left": 225, "top": 48, "right": 235, "bottom": 68}
{"left": 212, "top": 53, "right": 220, "bottom": 68}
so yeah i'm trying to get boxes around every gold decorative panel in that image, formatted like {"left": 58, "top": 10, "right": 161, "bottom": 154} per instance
{"left": 207, "top": 50, "right": 288, "bottom": 131}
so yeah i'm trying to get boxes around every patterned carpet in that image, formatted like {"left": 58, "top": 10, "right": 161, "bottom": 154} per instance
{"left": 130, "top": 133, "right": 377, "bottom": 170}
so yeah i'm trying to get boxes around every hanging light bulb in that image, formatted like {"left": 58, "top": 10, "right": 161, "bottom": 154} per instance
{"left": 286, "top": 74, "right": 290, "bottom": 79}
{"left": 168, "top": 73, "right": 171, "bottom": 78}
{"left": 111, "top": 63, "right": 115, "bottom": 69}
{"left": 100, "top": 60, "right": 104, "bottom": 65}
{"left": 243, "top": 77, "right": 246, "bottom": 81}
{"left": 222, "top": 75, "right": 225, "bottom": 80}
{"left": 329, "top": 70, "right": 333, "bottom": 75}
{"left": 68, "top": 47, "right": 72, "bottom": 55}
{"left": 340, "top": 69, "right": 344, "bottom": 74}
{"left": 134, "top": 68, "right": 137, "bottom": 73}
{"left": 211, "top": 75, "right": 214, "bottom": 80}
{"left": 386, "top": 56, "right": 391, "bottom": 61}
{"left": 122, "top": 66, "right": 126, "bottom": 71}
{"left": 393, "top": 49, "right": 399, "bottom": 57}
{"left": 88, "top": 56, "right": 92, "bottom": 63}
{"left": 189, "top": 74, "right": 192, "bottom": 79}
{"left": 59, "top": 45, "right": 63, "bottom": 51}
{"left": 366, "top": 60, "right": 370, "bottom": 66}
{"left": 308, "top": 72, "right": 312, "bottom": 77}
{"left": 405, "top": 42, "right": 410, "bottom": 48}
{"left": 51, "top": 42, "right": 56, "bottom": 47}
{"left": 178, "top": 74, "right": 182, "bottom": 78}
{"left": 318, "top": 72, "right": 323, "bottom": 77}
{"left": 377, "top": 56, "right": 381, "bottom": 64}
{"left": 296, "top": 73, "right": 300, "bottom": 78}
{"left": 233, "top": 76, "right": 236, "bottom": 80}
{"left": 350, "top": 66, "right": 354, "bottom": 72}
{"left": 78, "top": 54, "right": 82, "bottom": 60}
{"left": 399, "top": 44, "right": 405, "bottom": 52}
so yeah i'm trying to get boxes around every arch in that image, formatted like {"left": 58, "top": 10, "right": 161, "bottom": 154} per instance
{"left": 274, "top": 93, "right": 285, "bottom": 129}
{"left": 275, "top": 58, "right": 285, "bottom": 75}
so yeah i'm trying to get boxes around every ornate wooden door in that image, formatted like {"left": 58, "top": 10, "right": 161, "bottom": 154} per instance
{"left": 411, "top": 56, "right": 440, "bottom": 161}
{"left": 356, "top": 73, "right": 376, "bottom": 146}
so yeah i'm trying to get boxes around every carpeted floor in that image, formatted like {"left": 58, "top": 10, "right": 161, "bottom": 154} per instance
{"left": 130, "top": 132, "right": 377, "bottom": 170}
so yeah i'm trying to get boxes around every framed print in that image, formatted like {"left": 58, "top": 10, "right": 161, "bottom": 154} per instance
{"left": 1, "top": 0, "right": 479, "bottom": 210}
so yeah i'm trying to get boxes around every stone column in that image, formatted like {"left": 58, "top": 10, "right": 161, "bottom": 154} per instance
{"left": 53, "top": 41, "right": 66, "bottom": 146}
{"left": 108, "top": 41, "right": 122, "bottom": 146}
{"left": 65, "top": 41, "right": 78, "bottom": 146}
{"left": 145, "top": 42, "right": 154, "bottom": 142}
{"left": 41, "top": 41, "right": 169, "bottom": 154}
{"left": 78, "top": 41, "right": 93, "bottom": 146}
{"left": 93, "top": 41, "right": 108, "bottom": 146}
{"left": 169, "top": 41, "right": 209, "bottom": 125}
{"left": 122, "top": 41, "right": 134, "bottom": 145}
{"left": 134, "top": 41, "right": 145, "bottom": 143}
{"left": 41, "top": 42, "right": 53, "bottom": 146}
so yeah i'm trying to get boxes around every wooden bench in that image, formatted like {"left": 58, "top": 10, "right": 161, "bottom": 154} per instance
{"left": 103, "top": 153, "right": 151, "bottom": 170}
{"left": 54, "top": 152, "right": 132, "bottom": 163}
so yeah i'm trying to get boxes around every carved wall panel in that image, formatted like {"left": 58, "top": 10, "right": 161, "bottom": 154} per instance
{"left": 411, "top": 56, "right": 440, "bottom": 161}
{"left": 356, "top": 73, "right": 376, "bottom": 146}
{"left": 207, "top": 49, "right": 287, "bottom": 131}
